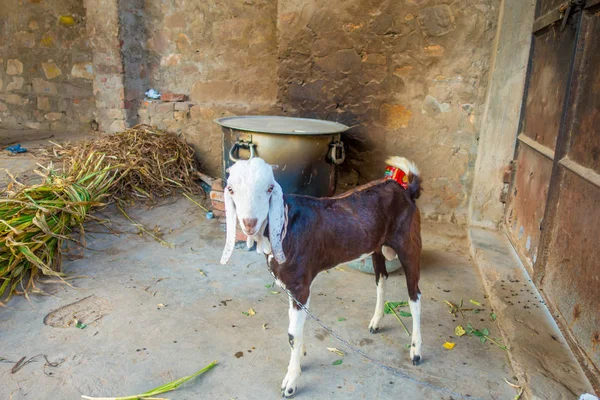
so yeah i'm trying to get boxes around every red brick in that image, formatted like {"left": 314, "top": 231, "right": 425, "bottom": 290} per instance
{"left": 212, "top": 210, "right": 225, "bottom": 218}
{"left": 210, "top": 190, "right": 224, "bottom": 202}
{"left": 161, "top": 92, "right": 188, "bottom": 102}
{"left": 211, "top": 199, "right": 225, "bottom": 211}
{"left": 211, "top": 178, "right": 224, "bottom": 191}
{"left": 236, "top": 229, "right": 247, "bottom": 242}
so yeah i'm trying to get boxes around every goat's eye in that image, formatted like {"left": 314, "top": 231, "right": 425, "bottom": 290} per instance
{"left": 227, "top": 186, "right": 234, "bottom": 195}
{"left": 267, "top": 184, "right": 274, "bottom": 193}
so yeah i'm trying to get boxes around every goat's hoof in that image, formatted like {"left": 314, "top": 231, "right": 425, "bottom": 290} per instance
{"left": 411, "top": 355, "right": 421, "bottom": 366}
{"left": 369, "top": 327, "right": 379, "bottom": 334}
{"left": 281, "top": 386, "right": 297, "bottom": 398}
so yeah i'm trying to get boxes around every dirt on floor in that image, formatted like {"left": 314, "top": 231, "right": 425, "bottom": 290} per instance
{"left": 0, "top": 190, "right": 518, "bottom": 399}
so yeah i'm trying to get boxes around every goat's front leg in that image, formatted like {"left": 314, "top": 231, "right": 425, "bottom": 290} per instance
{"left": 281, "top": 293, "right": 310, "bottom": 397}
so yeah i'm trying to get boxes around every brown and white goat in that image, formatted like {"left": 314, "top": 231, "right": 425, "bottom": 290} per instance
{"left": 220, "top": 156, "right": 422, "bottom": 398}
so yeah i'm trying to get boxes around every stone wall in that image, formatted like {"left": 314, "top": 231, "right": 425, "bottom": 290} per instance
{"left": 0, "top": 0, "right": 95, "bottom": 134}
{"left": 133, "top": 0, "right": 280, "bottom": 175}
{"left": 0, "top": 0, "right": 502, "bottom": 224}
{"left": 277, "top": 0, "right": 499, "bottom": 223}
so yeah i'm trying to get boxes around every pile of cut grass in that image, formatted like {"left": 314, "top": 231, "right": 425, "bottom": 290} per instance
{"left": 1, "top": 125, "right": 200, "bottom": 302}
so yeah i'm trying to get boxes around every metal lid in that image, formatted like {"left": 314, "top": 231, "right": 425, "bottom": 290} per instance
{"left": 214, "top": 116, "right": 349, "bottom": 135}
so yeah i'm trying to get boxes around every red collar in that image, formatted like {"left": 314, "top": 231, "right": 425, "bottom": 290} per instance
{"left": 384, "top": 166, "right": 409, "bottom": 189}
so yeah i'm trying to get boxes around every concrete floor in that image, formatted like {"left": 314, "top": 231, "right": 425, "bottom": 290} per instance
{"left": 0, "top": 192, "right": 518, "bottom": 400}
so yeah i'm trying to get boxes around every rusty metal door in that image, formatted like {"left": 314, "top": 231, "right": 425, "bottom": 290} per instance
{"left": 505, "top": 0, "right": 600, "bottom": 388}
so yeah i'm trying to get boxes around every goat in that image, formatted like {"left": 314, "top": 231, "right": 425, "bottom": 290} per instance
{"left": 220, "top": 156, "right": 422, "bottom": 398}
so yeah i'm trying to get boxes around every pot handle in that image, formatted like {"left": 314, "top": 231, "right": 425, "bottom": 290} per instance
{"left": 229, "top": 141, "right": 256, "bottom": 162}
{"left": 329, "top": 141, "right": 345, "bottom": 165}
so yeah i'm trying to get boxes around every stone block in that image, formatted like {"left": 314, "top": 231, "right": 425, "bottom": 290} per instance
{"left": 37, "top": 97, "right": 51, "bottom": 111}
{"left": 6, "top": 77, "right": 24, "bottom": 91}
{"left": 25, "top": 122, "right": 41, "bottom": 130}
{"left": 42, "top": 62, "right": 62, "bottom": 79}
{"left": 190, "top": 105, "right": 216, "bottom": 120}
{"left": 44, "top": 112, "right": 63, "bottom": 121}
{"left": 108, "top": 119, "right": 126, "bottom": 133}
{"left": 174, "top": 101, "right": 193, "bottom": 111}
{"left": 7, "top": 59, "right": 23, "bottom": 75}
{"left": 1, "top": 94, "right": 22, "bottom": 105}
{"left": 0, "top": 102, "right": 7, "bottom": 112}
{"left": 71, "top": 62, "right": 94, "bottom": 80}
{"left": 417, "top": 4, "right": 456, "bottom": 37}
{"left": 174, "top": 111, "right": 188, "bottom": 121}
{"left": 160, "top": 53, "right": 182, "bottom": 66}
{"left": 155, "top": 102, "right": 174, "bottom": 114}
{"left": 33, "top": 78, "right": 58, "bottom": 94}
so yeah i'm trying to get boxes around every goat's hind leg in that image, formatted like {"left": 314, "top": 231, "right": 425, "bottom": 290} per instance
{"left": 368, "top": 252, "right": 389, "bottom": 333}
{"left": 396, "top": 248, "right": 422, "bottom": 365}
{"left": 281, "top": 289, "right": 310, "bottom": 398}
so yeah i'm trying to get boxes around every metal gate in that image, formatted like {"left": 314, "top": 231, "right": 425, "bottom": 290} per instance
{"left": 505, "top": 0, "right": 600, "bottom": 388}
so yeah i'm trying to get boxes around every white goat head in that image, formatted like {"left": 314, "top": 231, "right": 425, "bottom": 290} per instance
{"left": 220, "top": 158, "right": 286, "bottom": 265}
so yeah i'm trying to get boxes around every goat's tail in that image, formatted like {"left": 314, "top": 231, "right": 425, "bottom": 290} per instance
{"left": 385, "top": 156, "right": 422, "bottom": 200}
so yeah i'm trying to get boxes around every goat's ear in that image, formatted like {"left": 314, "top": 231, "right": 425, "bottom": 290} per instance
{"left": 268, "top": 181, "right": 286, "bottom": 264}
{"left": 220, "top": 188, "right": 237, "bottom": 264}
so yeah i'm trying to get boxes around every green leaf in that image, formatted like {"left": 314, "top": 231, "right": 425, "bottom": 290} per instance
{"left": 76, "top": 321, "right": 87, "bottom": 329}
{"left": 337, "top": 317, "right": 346, "bottom": 322}
{"left": 332, "top": 359, "right": 343, "bottom": 365}
{"left": 241, "top": 311, "right": 250, "bottom": 316}
{"left": 405, "top": 344, "right": 411, "bottom": 349}
{"left": 472, "top": 330, "right": 484, "bottom": 337}
{"left": 480, "top": 336, "right": 487, "bottom": 344}
{"left": 482, "top": 328, "right": 490, "bottom": 336}
{"left": 398, "top": 311, "right": 412, "bottom": 317}
{"left": 469, "top": 299, "right": 483, "bottom": 306}
{"left": 490, "top": 312, "right": 497, "bottom": 321}
{"left": 264, "top": 283, "right": 272, "bottom": 288}
{"left": 384, "top": 301, "right": 409, "bottom": 314}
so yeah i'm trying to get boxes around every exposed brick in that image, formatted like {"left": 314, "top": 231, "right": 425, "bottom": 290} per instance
{"left": 161, "top": 92, "right": 188, "bottom": 102}
{"left": 212, "top": 178, "right": 225, "bottom": 191}
{"left": 210, "top": 190, "right": 224, "bottom": 202}
{"left": 211, "top": 199, "right": 225, "bottom": 211}
{"left": 235, "top": 229, "right": 246, "bottom": 242}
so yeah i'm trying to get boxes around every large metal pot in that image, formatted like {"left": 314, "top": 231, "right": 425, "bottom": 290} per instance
{"left": 215, "top": 116, "right": 348, "bottom": 197}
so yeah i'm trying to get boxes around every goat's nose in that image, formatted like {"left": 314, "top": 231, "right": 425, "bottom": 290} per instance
{"left": 243, "top": 218, "right": 258, "bottom": 230}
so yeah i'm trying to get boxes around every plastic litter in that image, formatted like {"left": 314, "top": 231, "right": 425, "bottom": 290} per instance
{"left": 145, "top": 88, "right": 161, "bottom": 99}
{"left": 206, "top": 211, "right": 214, "bottom": 220}
{"left": 6, "top": 144, "right": 27, "bottom": 154}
